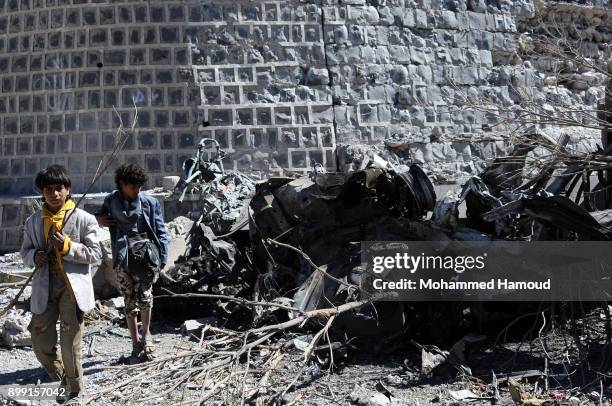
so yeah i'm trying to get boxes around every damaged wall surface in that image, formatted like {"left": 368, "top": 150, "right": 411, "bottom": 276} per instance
{"left": 0, "top": 0, "right": 609, "bottom": 195}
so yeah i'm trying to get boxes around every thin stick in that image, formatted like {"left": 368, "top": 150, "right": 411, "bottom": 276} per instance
{"left": 267, "top": 238, "right": 359, "bottom": 290}
{"left": 0, "top": 272, "right": 34, "bottom": 318}
{"left": 157, "top": 288, "right": 304, "bottom": 315}
{"left": 249, "top": 292, "right": 393, "bottom": 335}
{"left": 303, "top": 315, "right": 336, "bottom": 363}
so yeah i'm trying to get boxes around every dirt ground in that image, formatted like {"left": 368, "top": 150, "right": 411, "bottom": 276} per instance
{"left": 1, "top": 282, "right": 611, "bottom": 405}
{"left": 1, "top": 247, "right": 611, "bottom": 405}
{"left": 0, "top": 306, "right": 510, "bottom": 406}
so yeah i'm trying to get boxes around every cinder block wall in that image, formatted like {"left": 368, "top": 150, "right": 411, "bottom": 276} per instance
{"left": 322, "top": 0, "right": 535, "bottom": 181}
{"left": 0, "top": 0, "right": 202, "bottom": 195}
{"left": 0, "top": 0, "right": 532, "bottom": 195}
{"left": 0, "top": 0, "right": 608, "bottom": 196}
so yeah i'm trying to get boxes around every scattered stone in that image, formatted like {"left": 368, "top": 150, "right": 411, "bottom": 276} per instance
{"left": 165, "top": 216, "right": 194, "bottom": 239}
{"left": 350, "top": 385, "right": 419, "bottom": 406}
{"left": 1, "top": 309, "right": 31, "bottom": 348}
{"left": 449, "top": 389, "right": 479, "bottom": 402}
{"left": 293, "top": 334, "right": 313, "bottom": 351}
{"left": 384, "top": 374, "right": 403, "bottom": 386}
{"left": 350, "top": 388, "right": 390, "bottom": 406}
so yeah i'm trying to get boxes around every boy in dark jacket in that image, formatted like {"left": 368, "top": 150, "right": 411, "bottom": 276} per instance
{"left": 96, "top": 164, "right": 168, "bottom": 362}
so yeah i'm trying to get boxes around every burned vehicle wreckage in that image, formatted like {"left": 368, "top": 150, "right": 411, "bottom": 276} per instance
{"left": 156, "top": 134, "right": 612, "bottom": 345}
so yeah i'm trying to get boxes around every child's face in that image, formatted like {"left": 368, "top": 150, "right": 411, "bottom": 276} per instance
{"left": 42, "top": 184, "right": 70, "bottom": 211}
{"left": 119, "top": 181, "right": 142, "bottom": 201}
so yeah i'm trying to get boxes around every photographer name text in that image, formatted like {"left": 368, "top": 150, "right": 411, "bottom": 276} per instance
{"left": 372, "top": 278, "right": 551, "bottom": 291}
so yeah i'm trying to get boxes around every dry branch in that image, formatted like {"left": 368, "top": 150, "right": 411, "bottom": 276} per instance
{"left": 86, "top": 292, "right": 394, "bottom": 404}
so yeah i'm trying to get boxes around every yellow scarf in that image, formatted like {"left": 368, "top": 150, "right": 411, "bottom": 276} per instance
{"left": 42, "top": 199, "right": 75, "bottom": 290}
{"left": 42, "top": 198, "right": 75, "bottom": 251}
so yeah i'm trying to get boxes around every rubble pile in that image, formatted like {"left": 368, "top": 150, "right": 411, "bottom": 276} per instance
{"left": 2, "top": 130, "right": 612, "bottom": 403}
{"left": 79, "top": 130, "right": 612, "bottom": 403}
{"left": 159, "top": 159, "right": 442, "bottom": 330}
{"left": 161, "top": 131, "right": 612, "bottom": 330}
{"left": 182, "top": 171, "right": 256, "bottom": 236}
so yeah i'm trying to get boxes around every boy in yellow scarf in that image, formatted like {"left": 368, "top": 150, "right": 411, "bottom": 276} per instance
{"left": 21, "top": 165, "right": 102, "bottom": 406}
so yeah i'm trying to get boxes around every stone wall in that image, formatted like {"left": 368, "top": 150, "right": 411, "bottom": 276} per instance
{"left": 0, "top": 0, "right": 609, "bottom": 196}
{"left": 0, "top": 196, "right": 29, "bottom": 250}
{"left": 322, "top": 0, "right": 536, "bottom": 181}
{"left": 189, "top": 0, "right": 337, "bottom": 175}
{"left": 518, "top": 1, "right": 610, "bottom": 81}
{"left": 514, "top": 0, "right": 611, "bottom": 155}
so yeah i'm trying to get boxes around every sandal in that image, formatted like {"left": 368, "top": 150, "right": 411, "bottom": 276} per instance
{"left": 128, "top": 341, "right": 143, "bottom": 365}
{"left": 56, "top": 376, "right": 68, "bottom": 404}
{"left": 140, "top": 337, "right": 156, "bottom": 361}
{"left": 64, "top": 392, "right": 84, "bottom": 406}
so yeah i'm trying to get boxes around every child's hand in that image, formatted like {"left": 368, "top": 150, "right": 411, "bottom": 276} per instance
{"left": 34, "top": 250, "right": 48, "bottom": 267}
{"left": 49, "top": 231, "right": 66, "bottom": 250}
{"left": 96, "top": 214, "right": 115, "bottom": 227}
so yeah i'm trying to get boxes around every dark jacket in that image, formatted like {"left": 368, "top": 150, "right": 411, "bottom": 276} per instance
{"left": 97, "top": 191, "right": 169, "bottom": 267}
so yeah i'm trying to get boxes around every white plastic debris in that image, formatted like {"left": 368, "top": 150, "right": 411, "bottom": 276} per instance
{"left": 181, "top": 317, "right": 218, "bottom": 336}
{"left": 449, "top": 389, "right": 479, "bottom": 402}
{"left": 102, "top": 296, "right": 125, "bottom": 310}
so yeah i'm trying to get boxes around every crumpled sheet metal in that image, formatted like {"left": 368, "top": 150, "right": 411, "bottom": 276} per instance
{"left": 164, "top": 164, "right": 439, "bottom": 332}
{"left": 433, "top": 133, "right": 612, "bottom": 241}
{"left": 247, "top": 165, "right": 439, "bottom": 327}
{"left": 250, "top": 165, "right": 436, "bottom": 243}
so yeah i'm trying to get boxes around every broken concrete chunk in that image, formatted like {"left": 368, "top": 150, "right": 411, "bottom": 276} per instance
{"left": 165, "top": 216, "right": 194, "bottom": 239}
{"left": 349, "top": 385, "right": 419, "bottom": 406}
{"left": 350, "top": 390, "right": 390, "bottom": 406}
{"left": 162, "top": 176, "right": 181, "bottom": 191}
{"left": 508, "top": 378, "right": 547, "bottom": 405}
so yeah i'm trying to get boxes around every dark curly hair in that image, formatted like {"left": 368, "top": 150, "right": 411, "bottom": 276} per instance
{"left": 35, "top": 165, "right": 71, "bottom": 191}
{"left": 115, "top": 163, "right": 148, "bottom": 189}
